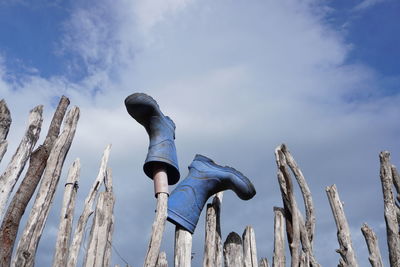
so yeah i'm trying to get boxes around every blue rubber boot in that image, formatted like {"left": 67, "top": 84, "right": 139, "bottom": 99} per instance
{"left": 125, "top": 93, "right": 180, "bottom": 185}
{"left": 167, "top": 154, "right": 256, "bottom": 233}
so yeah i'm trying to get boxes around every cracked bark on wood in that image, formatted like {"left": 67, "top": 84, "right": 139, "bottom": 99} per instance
{"left": 243, "top": 226, "right": 258, "bottom": 267}
{"left": 67, "top": 144, "right": 111, "bottom": 267}
{"left": 0, "top": 140, "right": 7, "bottom": 164}
{"left": 275, "top": 147, "right": 300, "bottom": 267}
{"left": 391, "top": 165, "right": 400, "bottom": 203}
{"left": 83, "top": 187, "right": 115, "bottom": 267}
{"left": 379, "top": 151, "right": 400, "bottom": 267}
{"left": 52, "top": 158, "right": 80, "bottom": 267}
{"left": 174, "top": 226, "right": 192, "bottom": 267}
{"left": 12, "top": 106, "right": 79, "bottom": 267}
{"left": 0, "top": 96, "right": 69, "bottom": 266}
{"left": 0, "top": 99, "right": 11, "bottom": 140}
{"left": 326, "top": 184, "right": 358, "bottom": 267}
{"left": 203, "top": 192, "right": 223, "bottom": 267}
{"left": 224, "top": 232, "right": 244, "bottom": 267}
{"left": 275, "top": 144, "right": 320, "bottom": 267}
{"left": 144, "top": 191, "right": 168, "bottom": 267}
{"left": 0, "top": 99, "right": 11, "bottom": 163}
{"left": 0, "top": 105, "right": 43, "bottom": 220}
{"left": 361, "top": 223, "right": 383, "bottom": 267}
{"left": 280, "top": 144, "right": 316, "bottom": 244}
{"left": 273, "top": 207, "right": 285, "bottom": 267}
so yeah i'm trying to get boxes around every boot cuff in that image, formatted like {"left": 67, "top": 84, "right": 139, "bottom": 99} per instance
{"left": 144, "top": 156, "right": 180, "bottom": 185}
{"left": 167, "top": 208, "right": 196, "bottom": 234}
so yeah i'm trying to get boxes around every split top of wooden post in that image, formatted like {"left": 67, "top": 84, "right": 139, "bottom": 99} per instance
{"left": 153, "top": 162, "right": 169, "bottom": 197}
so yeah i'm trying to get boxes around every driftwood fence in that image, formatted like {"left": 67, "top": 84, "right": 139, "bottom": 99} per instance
{"left": 0, "top": 96, "right": 399, "bottom": 267}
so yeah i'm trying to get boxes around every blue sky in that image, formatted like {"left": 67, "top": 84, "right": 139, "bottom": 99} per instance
{"left": 0, "top": 0, "right": 399, "bottom": 266}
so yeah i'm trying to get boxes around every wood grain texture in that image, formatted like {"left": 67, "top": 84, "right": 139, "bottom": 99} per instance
{"left": 12, "top": 106, "right": 79, "bottom": 267}
{"left": 67, "top": 144, "right": 111, "bottom": 267}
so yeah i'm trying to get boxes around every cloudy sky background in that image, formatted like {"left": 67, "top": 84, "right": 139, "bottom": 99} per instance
{"left": 0, "top": 0, "right": 399, "bottom": 266}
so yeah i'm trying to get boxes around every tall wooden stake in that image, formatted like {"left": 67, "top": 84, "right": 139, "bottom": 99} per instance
{"left": 243, "top": 226, "right": 258, "bottom": 267}
{"left": 0, "top": 99, "right": 11, "bottom": 163}
{"left": 12, "top": 106, "right": 80, "bottom": 267}
{"left": 144, "top": 163, "right": 169, "bottom": 267}
{"left": 0, "top": 105, "right": 43, "bottom": 220}
{"left": 0, "top": 96, "right": 69, "bottom": 266}
{"left": 361, "top": 223, "right": 383, "bottom": 267}
{"left": 67, "top": 144, "right": 111, "bottom": 267}
{"left": 379, "top": 151, "right": 400, "bottom": 266}
{"left": 326, "top": 184, "right": 358, "bottom": 267}
{"left": 175, "top": 226, "right": 193, "bottom": 267}
{"left": 203, "top": 193, "right": 223, "bottom": 267}
{"left": 223, "top": 232, "right": 243, "bottom": 267}
{"left": 52, "top": 159, "right": 81, "bottom": 267}
{"left": 273, "top": 207, "right": 285, "bottom": 267}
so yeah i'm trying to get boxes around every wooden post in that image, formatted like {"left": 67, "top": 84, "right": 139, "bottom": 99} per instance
{"left": 156, "top": 251, "right": 168, "bottom": 267}
{"left": 83, "top": 188, "right": 115, "bottom": 266}
{"left": 203, "top": 193, "right": 223, "bottom": 267}
{"left": 143, "top": 163, "right": 169, "bottom": 267}
{"left": 223, "top": 232, "right": 243, "bottom": 267}
{"left": 12, "top": 106, "right": 80, "bottom": 267}
{"left": 0, "top": 96, "right": 69, "bottom": 266}
{"left": 243, "top": 226, "right": 258, "bottom": 267}
{"left": 379, "top": 151, "right": 400, "bottom": 266}
{"left": 361, "top": 223, "right": 383, "bottom": 267}
{"left": 175, "top": 226, "right": 193, "bottom": 267}
{"left": 326, "top": 184, "right": 358, "bottom": 267}
{"left": 0, "top": 105, "right": 43, "bottom": 220}
{"left": 273, "top": 207, "right": 285, "bottom": 267}
{"left": 0, "top": 99, "right": 11, "bottom": 163}
{"left": 259, "top": 258, "right": 269, "bottom": 267}
{"left": 275, "top": 144, "right": 320, "bottom": 267}
{"left": 391, "top": 165, "right": 400, "bottom": 203}
{"left": 52, "top": 159, "right": 81, "bottom": 267}
{"left": 275, "top": 147, "right": 300, "bottom": 267}
{"left": 0, "top": 99, "right": 12, "bottom": 140}
{"left": 67, "top": 144, "right": 111, "bottom": 267}
{"left": 280, "top": 144, "right": 316, "bottom": 244}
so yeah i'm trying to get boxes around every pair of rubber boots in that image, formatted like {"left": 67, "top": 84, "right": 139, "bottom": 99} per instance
{"left": 125, "top": 93, "right": 256, "bottom": 234}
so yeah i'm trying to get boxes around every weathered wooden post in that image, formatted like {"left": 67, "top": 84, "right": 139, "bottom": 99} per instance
{"left": 0, "top": 99, "right": 11, "bottom": 163}
{"left": 361, "top": 223, "right": 383, "bottom": 267}
{"left": 379, "top": 151, "right": 400, "bottom": 266}
{"left": 0, "top": 105, "right": 43, "bottom": 220}
{"left": 0, "top": 96, "right": 69, "bottom": 266}
{"left": 12, "top": 106, "right": 80, "bottom": 267}
{"left": 203, "top": 192, "right": 223, "bottom": 267}
{"left": 326, "top": 184, "right": 358, "bottom": 267}
{"left": 272, "top": 207, "right": 285, "bottom": 267}
{"left": 144, "top": 163, "right": 169, "bottom": 267}
{"left": 243, "top": 226, "right": 258, "bottom": 267}
{"left": 67, "top": 144, "right": 111, "bottom": 267}
{"left": 52, "top": 159, "right": 81, "bottom": 267}
{"left": 174, "top": 226, "right": 193, "bottom": 267}
{"left": 275, "top": 146, "right": 300, "bottom": 267}
{"left": 274, "top": 144, "right": 320, "bottom": 267}
{"left": 83, "top": 167, "right": 115, "bottom": 267}
{"left": 223, "top": 232, "right": 244, "bottom": 267}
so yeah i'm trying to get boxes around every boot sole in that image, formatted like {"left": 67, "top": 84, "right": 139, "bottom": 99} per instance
{"left": 125, "top": 93, "right": 162, "bottom": 127}
{"left": 192, "top": 154, "right": 256, "bottom": 200}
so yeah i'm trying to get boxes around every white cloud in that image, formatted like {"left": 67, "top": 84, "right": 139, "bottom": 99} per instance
{"left": 355, "top": 0, "right": 386, "bottom": 10}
